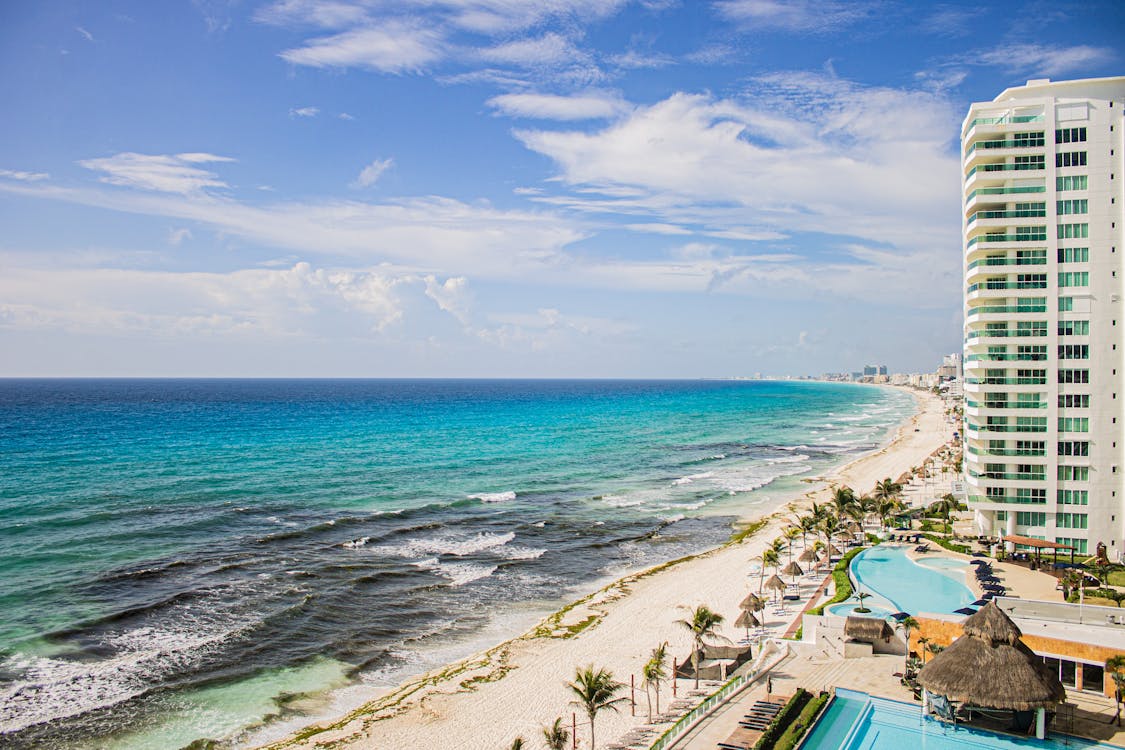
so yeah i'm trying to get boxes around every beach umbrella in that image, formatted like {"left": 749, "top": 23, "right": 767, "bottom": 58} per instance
{"left": 765, "top": 574, "right": 787, "bottom": 601}
{"left": 781, "top": 561, "right": 803, "bottom": 581}
{"left": 827, "top": 544, "right": 842, "bottom": 556}
{"left": 740, "top": 593, "right": 765, "bottom": 612}
{"left": 799, "top": 548, "right": 817, "bottom": 563}
{"left": 954, "top": 607, "right": 979, "bottom": 616}
{"left": 889, "top": 611, "right": 912, "bottom": 622}
{"left": 735, "top": 609, "right": 761, "bottom": 640}
{"left": 972, "top": 599, "right": 989, "bottom": 607}
{"left": 917, "top": 602, "right": 1066, "bottom": 713}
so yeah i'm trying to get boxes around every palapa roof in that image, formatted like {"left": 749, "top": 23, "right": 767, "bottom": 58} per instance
{"left": 798, "top": 548, "right": 817, "bottom": 562}
{"left": 739, "top": 593, "right": 764, "bottom": 611}
{"left": 764, "top": 574, "right": 787, "bottom": 591}
{"left": 735, "top": 610, "right": 761, "bottom": 628}
{"left": 827, "top": 544, "right": 842, "bottom": 555}
{"left": 1000, "top": 535, "right": 1074, "bottom": 550}
{"left": 916, "top": 602, "right": 1066, "bottom": 711}
{"left": 781, "top": 561, "right": 804, "bottom": 576}
{"left": 844, "top": 616, "right": 893, "bottom": 642}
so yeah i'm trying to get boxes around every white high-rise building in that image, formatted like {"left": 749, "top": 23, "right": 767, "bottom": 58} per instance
{"left": 962, "top": 76, "right": 1125, "bottom": 558}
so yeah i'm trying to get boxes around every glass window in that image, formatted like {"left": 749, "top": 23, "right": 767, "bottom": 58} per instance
{"left": 1083, "top": 663, "right": 1104, "bottom": 693}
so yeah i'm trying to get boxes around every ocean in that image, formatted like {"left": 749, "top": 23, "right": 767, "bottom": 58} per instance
{"left": 0, "top": 379, "right": 915, "bottom": 749}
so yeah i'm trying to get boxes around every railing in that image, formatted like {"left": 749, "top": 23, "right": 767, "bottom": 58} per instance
{"left": 967, "top": 163, "right": 1045, "bottom": 177}
{"left": 966, "top": 446, "right": 1046, "bottom": 456}
{"left": 965, "top": 354, "right": 1046, "bottom": 362}
{"left": 966, "top": 114, "right": 1044, "bottom": 129}
{"left": 968, "top": 470, "right": 1047, "bottom": 481}
{"left": 965, "top": 136, "right": 1044, "bottom": 155}
{"left": 967, "top": 304, "right": 1047, "bottom": 315}
{"left": 967, "top": 281, "right": 1047, "bottom": 292}
{"left": 965, "top": 423, "right": 1047, "bottom": 433}
{"left": 965, "top": 329, "right": 1046, "bottom": 339}
{"left": 967, "top": 257, "right": 1046, "bottom": 269}
{"left": 966, "top": 494, "right": 1048, "bottom": 505}
{"left": 965, "top": 376, "right": 1047, "bottom": 385}
{"left": 967, "top": 208, "right": 1046, "bottom": 224}
{"left": 965, "top": 185, "right": 1045, "bottom": 202}
{"left": 965, "top": 400, "right": 1047, "bottom": 409}
{"left": 967, "top": 232, "right": 1047, "bottom": 246}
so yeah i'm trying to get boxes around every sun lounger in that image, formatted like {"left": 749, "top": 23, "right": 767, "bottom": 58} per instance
{"left": 718, "top": 726, "right": 761, "bottom": 750}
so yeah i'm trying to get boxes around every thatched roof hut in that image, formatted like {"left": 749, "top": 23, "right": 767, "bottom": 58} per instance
{"left": 798, "top": 548, "right": 817, "bottom": 563}
{"left": 917, "top": 602, "right": 1066, "bottom": 711}
{"left": 781, "top": 561, "right": 803, "bottom": 577}
{"left": 735, "top": 610, "right": 761, "bottom": 629}
{"left": 764, "top": 574, "right": 786, "bottom": 592}
{"left": 844, "top": 616, "right": 893, "bottom": 643}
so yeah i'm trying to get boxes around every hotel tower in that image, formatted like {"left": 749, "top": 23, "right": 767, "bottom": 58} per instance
{"left": 962, "top": 76, "right": 1125, "bottom": 559}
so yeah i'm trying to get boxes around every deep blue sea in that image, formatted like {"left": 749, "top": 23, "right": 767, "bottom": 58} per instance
{"left": 0, "top": 379, "right": 915, "bottom": 748}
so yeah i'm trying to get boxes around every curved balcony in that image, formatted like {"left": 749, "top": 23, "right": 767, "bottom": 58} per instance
{"left": 966, "top": 445, "right": 1047, "bottom": 457}
{"left": 964, "top": 163, "right": 1045, "bottom": 191}
{"left": 965, "top": 399, "right": 1047, "bottom": 410}
{"left": 966, "top": 255, "right": 1047, "bottom": 284}
{"left": 964, "top": 327, "right": 1047, "bottom": 342}
{"left": 962, "top": 114, "right": 1045, "bottom": 144}
{"left": 965, "top": 301, "right": 1046, "bottom": 322}
{"left": 964, "top": 422, "right": 1047, "bottom": 434}
{"left": 965, "top": 227, "right": 1047, "bottom": 246}
{"left": 964, "top": 184, "right": 1046, "bottom": 213}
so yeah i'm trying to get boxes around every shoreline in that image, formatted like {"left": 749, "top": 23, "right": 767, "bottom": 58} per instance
{"left": 254, "top": 386, "right": 948, "bottom": 750}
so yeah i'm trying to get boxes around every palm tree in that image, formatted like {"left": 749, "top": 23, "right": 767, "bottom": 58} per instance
{"left": 758, "top": 547, "right": 780, "bottom": 593}
{"left": 820, "top": 516, "right": 842, "bottom": 550}
{"left": 917, "top": 635, "right": 931, "bottom": 664}
{"left": 784, "top": 526, "right": 801, "bottom": 564}
{"left": 510, "top": 737, "right": 525, "bottom": 750}
{"left": 642, "top": 642, "right": 668, "bottom": 722}
{"left": 567, "top": 665, "right": 627, "bottom": 750}
{"left": 797, "top": 514, "right": 818, "bottom": 550}
{"left": 677, "top": 605, "right": 727, "bottom": 689}
{"left": 1106, "top": 655, "right": 1125, "bottom": 727}
{"left": 852, "top": 589, "right": 872, "bottom": 614}
{"left": 873, "top": 477, "right": 903, "bottom": 504}
{"left": 898, "top": 616, "right": 919, "bottom": 671}
{"left": 831, "top": 486, "right": 856, "bottom": 519}
{"left": 876, "top": 497, "right": 903, "bottom": 531}
{"left": 542, "top": 717, "right": 570, "bottom": 750}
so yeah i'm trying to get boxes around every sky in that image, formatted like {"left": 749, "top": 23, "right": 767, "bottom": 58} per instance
{"left": 0, "top": 1, "right": 1121, "bottom": 378}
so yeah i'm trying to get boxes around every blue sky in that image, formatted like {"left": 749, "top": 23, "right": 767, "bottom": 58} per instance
{"left": 0, "top": 1, "right": 1121, "bottom": 377}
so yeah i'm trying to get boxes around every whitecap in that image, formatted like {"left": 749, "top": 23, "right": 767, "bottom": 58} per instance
{"left": 342, "top": 537, "right": 370, "bottom": 549}
{"left": 502, "top": 546, "right": 547, "bottom": 561}
{"left": 672, "top": 471, "right": 714, "bottom": 486}
{"left": 435, "top": 562, "right": 498, "bottom": 587}
{"left": 469, "top": 491, "right": 516, "bottom": 503}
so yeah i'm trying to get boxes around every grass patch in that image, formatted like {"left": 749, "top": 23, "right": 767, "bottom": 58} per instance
{"left": 1107, "top": 570, "right": 1125, "bottom": 587}
{"left": 772, "top": 691, "right": 829, "bottom": 750}
{"left": 730, "top": 517, "right": 769, "bottom": 545}
{"left": 807, "top": 547, "right": 864, "bottom": 617}
{"left": 753, "top": 689, "right": 811, "bottom": 750}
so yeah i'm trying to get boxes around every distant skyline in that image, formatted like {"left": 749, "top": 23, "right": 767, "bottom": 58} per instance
{"left": 1, "top": 1, "right": 1121, "bottom": 377}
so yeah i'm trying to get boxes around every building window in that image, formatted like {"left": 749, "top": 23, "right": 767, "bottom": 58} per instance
{"left": 1057, "top": 199, "right": 1088, "bottom": 215}
{"left": 1055, "top": 538, "right": 1089, "bottom": 554}
{"left": 1056, "top": 151, "right": 1088, "bottom": 168}
{"left": 1058, "top": 320, "right": 1089, "bottom": 336}
{"left": 1055, "top": 127, "right": 1087, "bottom": 144}
{"left": 1056, "top": 175, "right": 1089, "bottom": 191}
{"left": 1058, "top": 417, "right": 1089, "bottom": 432}
{"left": 1016, "top": 511, "right": 1046, "bottom": 526}
{"left": 1057, "top": 513, "right": 1089, "bottom": 529}
{"left": 1058, "top": 465, "right": 1090, "bottom": 481}
{"left": 1058, "top": 344, "right": 1090, "bottom": 359}
{"left": 1059, "top": 297, "right": 1074, "bottom": 312}
{"left": 1013, "top": 131, "right": 1045, "bottom": 147}
{"left": 1058, "top": 394, "right": 1090, "bottom": 408}
{"left": 1058, "top": 369, "right": 1089, "bottom": 384}
{"left": 1058, "top": 441, "right": 1089, "bottom": 456}
{"left": 1058, "top": 223, "right": 1089, "bottom": 239}
{"left": 1057, "top": 489, "right": 1089, "bottom": 505}
{"left": 1016, "top": 488, "right": 1047, "bottom": 504}
{"left": 1058, "top": 271, "right": 1089, "bottom": 287}
{"left": 1058, "top": 247, "right": 1089, "bottom": 263}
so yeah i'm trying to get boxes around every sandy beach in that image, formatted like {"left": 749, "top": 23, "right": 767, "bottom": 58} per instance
{"left": 260, "top": 386, "right": 950, "bottom": 750}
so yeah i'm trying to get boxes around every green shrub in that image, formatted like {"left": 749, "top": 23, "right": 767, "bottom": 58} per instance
{"left": 921, "top": 533, "right": 970, "bottom": 555}
{"left": 753, "top": 689, "right": 810, "bottom": 750}
{"left": 807, "top": 547, "right": 864, "bottom": 616}
{"left": 772, "top": 692, "right": 830, "bottom": 750}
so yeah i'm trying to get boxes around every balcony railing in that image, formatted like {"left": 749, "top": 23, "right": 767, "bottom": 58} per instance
{"left": 965, "top": 185, "right": 1046, "bottom": 202}
{"left": 965, "top": 353, "right": 1047, "bottom": 362}
{"left": 965, "top": 423, "right": 1048, "bottom": 433}
{"left": 966, "top": 114, "right": 1045, "bottom": 130}
{"left": 966, "top": 163, "right": 1045, "bottom": 178}
{"left": 967, "top": 304, "right": 1048, "bottom": 315}
{"left": 967, "top": 231, "right": 1047, "bottom": 246}
{"left": 967, "top": 209, "right": 1046, "bottom": 224}
{"left": 967, "top": 257, "right": 1047, "bottom": 269}
{"left": 966, "top": 400, "right": 1047, "bottom": 409}
{"left": 969, "top": 470, "right": 1047, "bottom": 481}
{"left": 966, "top": 446, "right": 1046, "bottom": 457}
{"left": 965, "top": 137, "right": 1045, "bottom": 156}
{"left": 965, "top": 329, "right": 1046, "bottom": 339}
{"left": 965, "top": 376, "right": 1047, "bottom": 385}
{"left": 967, "top": 281, "right": 1048, "bottom": 292}
{"left": 966, "top": 494, "right": 1047, "bottom": 505}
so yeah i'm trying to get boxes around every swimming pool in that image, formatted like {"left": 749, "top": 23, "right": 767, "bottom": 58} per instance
{"left": 843, "top": 546, "right": 975, "bottom": 616}
{"left": 801, "top": 689, "right": 1123, "bottom": 749}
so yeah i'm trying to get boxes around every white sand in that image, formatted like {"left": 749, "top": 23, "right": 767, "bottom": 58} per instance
{"left": 259, "top": 387, "right": 950, "bottom": 750}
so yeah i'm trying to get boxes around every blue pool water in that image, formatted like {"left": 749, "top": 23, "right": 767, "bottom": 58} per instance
{"left": 848, "top": 546, "right": 974, "bottom": 616}
{"left": 803, "top": 689, "right": 1122, "bottom": 749}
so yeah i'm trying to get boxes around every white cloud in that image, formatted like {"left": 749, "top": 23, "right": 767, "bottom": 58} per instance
{"left": 168, "top": 227, "right": 193, "bottom": 245}
{"left": 423, "top": 275, "right": 472, "bottom": 324}
{"left": 0, "top": 169, "right": 50, "bottom": 182}
{"left": 338, "top": 112, "right": 355, "bottom": 120}
{"left": 75, "top": 26, "right": 94, "bottom": 41}
{"left": 479, "top": 32, "right": 587, "bottom": 67}
{"left": 606, "top": 49, "right": 674, "bottom": 69}
{"left": 279, "top": 22, "right": 445, "bottom": 73}
{"left": 973, "top": 43, "right": 1116, "bottom": 77}
{"left": 713, "top": 0, "right": 874, "bottom": 32}
{"left": 352, "top": 157, "right": 394, "bottom": 187}
{"left": 78, "top": 152, "right": 233, "bottom": 194}
{"left": 255, "top": 0, "right": 370, "bottom": 29}
{"left": 487, "top": 91, "right": 629, "bottom": 120}
{"left": 289, "top": 106, "right": 320, "bottom": 118}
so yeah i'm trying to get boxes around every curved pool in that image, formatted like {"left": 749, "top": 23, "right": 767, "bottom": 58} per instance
{"left": 848, "top": 546, "right": 974, "bottom": 616}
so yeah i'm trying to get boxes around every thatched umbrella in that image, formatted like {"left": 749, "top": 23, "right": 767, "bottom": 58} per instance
{"left": 847, "top": 521, "right": 862, "bottom": 534}
{"left": 844, "top": 616, "right": 893, "bottom": 643}
{"left": 739, "top": 592, "right": 764, "bottom": 612}
{"left": 781, "top": 561, "right": 803, "bottom": 581}
{"left": 917, "top": 602, "right": 1065, "bottom": 738}
{"left": 735, "top": 609, "right": 761, "bottom": 640}
{"left": 764, "top": 574, "right": 787, "bottom": 602}
{"left": 798, "top": 547, "right": 817, "bottom": 564}
{"left": 827, "top": 543, "right": 842, "bottom": 556}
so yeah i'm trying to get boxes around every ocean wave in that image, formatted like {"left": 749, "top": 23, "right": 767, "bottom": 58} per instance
{"left": 468, "top": 491, "right": 516, "bottom": 503}
{"left": 501, "top": 546, "right": 547, "bottom": 561}
{"left": 671, "top": 472, "right": 714, "bottom": 486}
{"left": 433, "top": 562, "right": 498, "bottom": 587}
{"left": 341, "top": 537, "right": 370, "bottom": 549}
{"left": 375, "top": 531, "right": 517, "bottom": 559}
{"left": 765, "top": 454, "right": 810, "bottom": 464}
{"left": 600, "top": 494, "right": 645, "bottom": 508}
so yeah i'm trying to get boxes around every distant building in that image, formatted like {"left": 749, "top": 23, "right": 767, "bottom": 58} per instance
{"left": 961, "top": 76, "right": 1124, "bottom": 557}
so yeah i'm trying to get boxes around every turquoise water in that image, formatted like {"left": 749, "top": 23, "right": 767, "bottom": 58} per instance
{"left": 0, "top": 379, "right": 915, "bottom": 748}
{"left": 848, "top": 546, "right": 974, "bottom": 616}
{"left": 804, "top": 689, "right": 1122, "bottom": 749}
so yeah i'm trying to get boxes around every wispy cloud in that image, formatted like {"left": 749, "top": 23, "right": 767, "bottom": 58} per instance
{"left": 0, "top": 168, "right": 50, "bottom": 182}
{"left": 972, "top": 43, "right": 1116, "bottom": 77}
{"left": 279, "top": 22, "right": 445, "bottom": 73}
{"left": 352, "top": 157, "right": 394, "bottom": 188}
{"left": 487, "top": 91, "right": 629, "bottom": 121}
{"left": 713, "top": 0, "right": 876, "bottom": 32}
{"left": 78, "top": 152, "right": 234, "bottom": 194}
{"left": 168, "top": 227, "right": 193, "bottom": 245}
{"left": 75, "top": 26, "right": 94, "bottom": 42}
{"left": 289, "top": 105, "right": 320, "bottom": 118}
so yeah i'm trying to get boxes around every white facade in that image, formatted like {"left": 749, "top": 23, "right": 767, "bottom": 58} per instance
{"left": 962, "top": 77, "right": 1125, "bottom": 558}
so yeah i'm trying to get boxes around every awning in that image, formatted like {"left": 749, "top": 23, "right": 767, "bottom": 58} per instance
{"left": 1001, "top": 535, "right": 1075, "bottom": 550}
